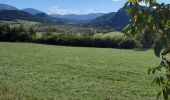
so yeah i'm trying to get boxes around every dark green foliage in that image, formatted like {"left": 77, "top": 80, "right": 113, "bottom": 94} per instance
{"left": 154, "top": 39, "right": 164, "bottom": 57}
{"left": 29, "top": 27, "right": 36, "bottom": 37}
{"left": 118, "top": 39, "right": 136, "bottom": 49}
{"left": 141, "top": 30, "right": 155, "bottom": 48}
{"left": 133, "top": 27, "right": 156, "bottom": 49}
{"left": 37, "top": 32, "right": 136, "bottom": 49}
{"left": 0, "top": 24, "right": 36, "bottom": 42}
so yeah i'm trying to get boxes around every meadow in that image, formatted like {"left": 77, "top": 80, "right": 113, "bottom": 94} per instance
{"left": 0, "top": 42, "right": 161, "bottom": 100}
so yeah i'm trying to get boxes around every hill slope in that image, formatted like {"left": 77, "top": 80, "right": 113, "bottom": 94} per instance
{"left": 0, "top": 4, "right": 18, "bottom": 10}
{"left": 35, "top": 13, "right": 65, "bottom": 24}
{"left": 112, "top": 7, "right": 130, "bottom": 28}
{"left": 22, "top": 8, "right": 43, "bottom": 15}
{"left": 0, "top": 4, "right": 66, "bottom": 24}
{"left": 89, "top": 6, "right": 130, "bottom": 28}
{"left": 0, "top": 10, "right": 38, "bottom": 21}
{"left": 89, "top": 12, "right": 116, "bottom": 28}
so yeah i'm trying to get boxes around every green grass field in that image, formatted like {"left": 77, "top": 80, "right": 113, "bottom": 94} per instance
{"left": 0, "top": 42, "right": 161, "bottom": 100}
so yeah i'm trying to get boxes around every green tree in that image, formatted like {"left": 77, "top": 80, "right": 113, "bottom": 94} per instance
{"left": 29, "top": 27, "right": 36, "bottom": 40}
{"left": 124, "top": 0, "right": 170, "bottom": 99}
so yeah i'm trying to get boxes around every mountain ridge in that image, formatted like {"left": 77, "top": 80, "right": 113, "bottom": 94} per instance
{"left": 0, "top": 4, "right": 18, "bottom": 10}
{"left": 0, "top": 3, "right": 131, "bottom": 29}
{"left": 21, "top": 8, "right": 43, "bottom": 15}
{"left": 88, "top": 6, "right": 131, "bottom": 28}
{"left": 51, "top": 13, "right": 105, "bottom": 21}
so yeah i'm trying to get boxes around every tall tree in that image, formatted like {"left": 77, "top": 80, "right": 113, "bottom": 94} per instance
{"left": 124, "top": 0, "right": 170, "bottom": 99}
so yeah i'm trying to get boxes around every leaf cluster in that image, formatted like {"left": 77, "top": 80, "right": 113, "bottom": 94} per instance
{"left": 124, "top": 0, "right": 170, "bottom": 99}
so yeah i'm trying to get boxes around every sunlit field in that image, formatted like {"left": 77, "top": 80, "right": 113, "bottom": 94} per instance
{"left": 0, "top": 42, "right": 161, "bottom": 100}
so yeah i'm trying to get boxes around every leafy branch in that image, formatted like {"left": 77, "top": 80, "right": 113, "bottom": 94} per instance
{"left": 124, "top": 0, "right": 170, "bottom": 99}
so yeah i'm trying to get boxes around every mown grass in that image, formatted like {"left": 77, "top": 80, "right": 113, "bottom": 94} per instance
{"left": 0, "top": 42, "right": 161, "bottom": 100}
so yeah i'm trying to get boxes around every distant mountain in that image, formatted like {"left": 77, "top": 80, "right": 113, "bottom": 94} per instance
{"left": 51, "top": 13, "right": 105, "bottom": 21}
{"left": 0, "top": 4, "right": 66, "bottom": 24}
{"left": 0, "top": 10, "right": 65, "bottom": 24}
{"left": 111, "top": 6, "right": 130, "bottom": 28}
{"left": 0, "top": 4, "right": 38, "bottom": 21}
{"left": 89, "top": 12, "right": 116, "bottom": 28}
{"left": 21, "top": 8, "right": 66, "bottom": 24}
{"left": 22, "top": 8, "right": 43, "bottom": 15}
{"left": 88, "top": 6, "right": 131, "bottom": 28}
{"left": 0, "top": 4, "right": 18, "bottom": 10}
{"left": 0, "top": 10, "right": 38, "bottom": 21}
{"left": 0, "top": 3, "right": 133, "bottom": 27}
{"left": 35, "top": 13, "right": 67, "bottom": 24}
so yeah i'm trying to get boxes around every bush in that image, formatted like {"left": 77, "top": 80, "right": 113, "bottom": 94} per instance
{"left": 37, "top": 32, "right": 137, "bottom": 49}
{"left": 118, "top": 39, "right": 136, "bottom": 49}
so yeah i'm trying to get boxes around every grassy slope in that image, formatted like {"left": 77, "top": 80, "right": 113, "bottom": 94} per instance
{"left": 0, "top": 42, "right": 161, "bottom": 100}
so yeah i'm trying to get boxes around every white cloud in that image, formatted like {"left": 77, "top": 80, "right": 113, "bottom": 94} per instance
{"left": 85, "top": 9, "right": 94, "bottom": 12}
{"left": 48, "top": 6, "right": 80, "bottom": 15}
{"left": 48, "top": 7, "right": 95, "bottom": 15}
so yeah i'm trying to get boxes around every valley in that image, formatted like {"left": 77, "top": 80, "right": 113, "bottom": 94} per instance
{"left": 0, "top": 1, "right": 168, "bottom": 99}
{"left": 0, "top": 4, "right": 130, "bottom": 29}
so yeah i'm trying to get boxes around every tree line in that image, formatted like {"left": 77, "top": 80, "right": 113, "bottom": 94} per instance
{"left": 0, "top": 24, "right": 36, "bottom": 42}
{"left": 0, "top": 23, "right": 138, "bottom": 49}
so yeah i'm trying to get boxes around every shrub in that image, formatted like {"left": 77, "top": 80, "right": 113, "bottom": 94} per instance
{"left": 118, "top": 39, "right": 136, "bottom": 49}
{"left": 37, "top": 32, "right": 137, "bottom": 49}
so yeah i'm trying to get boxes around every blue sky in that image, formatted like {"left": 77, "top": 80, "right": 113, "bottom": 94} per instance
{"left": 0, "top": 0, "right": 169, "bottom": 15}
